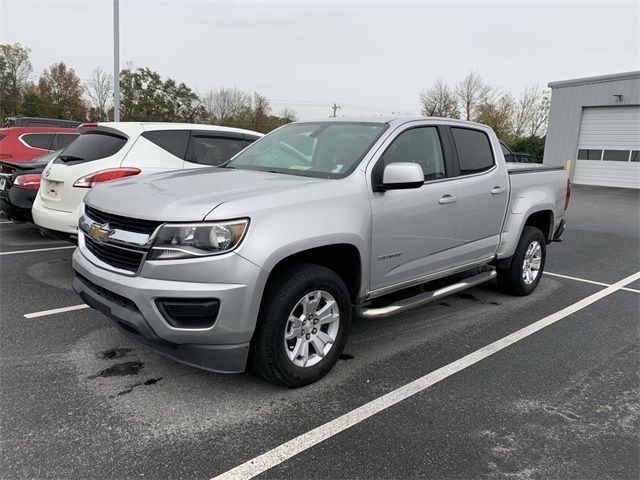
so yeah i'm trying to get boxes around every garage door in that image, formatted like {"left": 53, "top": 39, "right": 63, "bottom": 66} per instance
{"left": 574, "top": 106, "right": 640, "bottom": 188}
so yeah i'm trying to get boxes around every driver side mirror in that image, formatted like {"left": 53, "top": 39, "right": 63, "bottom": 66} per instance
{"left": 377, "top": 162, "right": 424, "bottom": 191}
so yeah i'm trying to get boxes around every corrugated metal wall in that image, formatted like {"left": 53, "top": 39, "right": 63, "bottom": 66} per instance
{"left": 543, "top": 73, "right": 640, "bottom": 183}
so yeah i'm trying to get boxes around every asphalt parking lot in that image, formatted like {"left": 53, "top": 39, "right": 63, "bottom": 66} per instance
{"left": 1, "top": 185, "right": 638, "bottom": 480}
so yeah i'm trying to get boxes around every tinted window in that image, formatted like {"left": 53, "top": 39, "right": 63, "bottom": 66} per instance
{"left": 577, "top": 149, "right": 601, "bottom": 160}
{"left": 0, "top": 134, "right": 5, "bottom": 141}
{"left": 51, "top": 133, "right": 78, "bottom": 150}
{"left": 186, "top": 135, "right": 246, "bottom": 166}
{"left": 381, "top": 127, "right": 445, "bottom": 181}
{"left": 631, "top": 151, "right": 639, "bottom": 162}
{"left": 603, "top": 149, "right": 630, "bottom": 161}
{"left": 56, "top": 131, "right": 127, "bottom": 163}
{"left": 22, "top": 133, "right": 54, "bottom": 150}
{"left": 451, "top": 128, "right": 494, "bottom": 175}
{"left": 142, "top": 130, "right": 190, "bottom": 159}
{"left": 244, "top": 135, "right": 261, "bottom": 144}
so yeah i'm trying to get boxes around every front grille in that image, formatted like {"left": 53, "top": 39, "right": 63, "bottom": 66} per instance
{"left": 85, "top": 205, "right": 162, "bottom": 235}
{"left": 84, "top": 235, "right": 147, "bottom": 273}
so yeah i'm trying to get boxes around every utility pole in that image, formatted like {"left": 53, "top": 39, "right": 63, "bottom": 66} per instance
{"left": 331, "top": 102, "right": 341, "bottom": 117}
{"left": 113, "top": 0, "right": 120, "bottom": 122}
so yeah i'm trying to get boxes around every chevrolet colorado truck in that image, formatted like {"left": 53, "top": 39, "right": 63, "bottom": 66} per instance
{"left": 72, "top": 117, "right": 570, "bottom": 387}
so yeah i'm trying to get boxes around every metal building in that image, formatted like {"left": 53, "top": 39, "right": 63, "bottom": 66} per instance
{"left": 543, "top": 71, "right": 640, "bottom": 189}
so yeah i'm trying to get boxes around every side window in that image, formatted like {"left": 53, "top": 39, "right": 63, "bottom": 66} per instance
{"left": 451, "top": 128, "right": 495, "bottom": 175}
{"left": 244, "top": 135, "right": 261, "bottom": 145}
{"left": 141, "top": 130, "right": 190, "bottom": 159}
{"left": 380, "top": 127, "right": 445, "bottom": 181}
{"left": 21, "top": 133, "right": 54, "bottom": 150}
{"left": 51, "top": 133, "right": 78, "bottom": 150}
{"left": 186, "top": 134, "right": 247, "bottom": 166}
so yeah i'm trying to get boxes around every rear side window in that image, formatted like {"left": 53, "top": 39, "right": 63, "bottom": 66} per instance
{"left": 451, "top": 128, "right": 495, "bottom": 175}
{"left": 244, "top": 135, "right": 261, "bottom": 145}
{"left": 51, "top": 133, "right": 78, "bottom": 150}
{"left": 22, "top": 133, "right": 54, "bottom": 150}
{"left": 186, "top": 134, "right": 246, "bottom": 166}
{"left": 142, "top": 130, "right": 190, "bottom": 159}
{"left": 56, "top": 131, "right": 127, "bottom": 163}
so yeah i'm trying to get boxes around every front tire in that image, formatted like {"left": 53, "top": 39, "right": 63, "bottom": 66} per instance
{"left": 250, "top": 263, "right": 352, "bottom": 387}
{"left": 497, "top": 226, "right": 546, "bottom": 296}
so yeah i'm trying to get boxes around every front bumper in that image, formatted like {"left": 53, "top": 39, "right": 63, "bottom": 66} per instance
{"left": 32, "top": 193, "right": 81, "bottom": 234}
{"left": 72, "top": 246, "right": 268, "bottom": 373}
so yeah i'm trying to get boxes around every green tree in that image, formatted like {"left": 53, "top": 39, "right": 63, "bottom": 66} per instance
{"left": 474, "top": 94, "right": 515, "bottom": 142}
{"left": 119, "top": 67, "right": 205, "bottom": 122}
{"left": 511, "top": 135, "right": 546, "bottom": 161}
{"left": 0, "top": 43, "right": 33, "bottom": 117}
{"left": 36, "top": 62, "right": 87, "bottom": 120}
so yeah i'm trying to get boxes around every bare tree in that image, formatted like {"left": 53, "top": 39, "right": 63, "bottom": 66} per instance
{"left": 511, "top": 83, "right": 551, "bottom": 138}
{"left": 280, "top": 106, "right": 298, "bottom": 123}
{"left": 455, "top": 71, "right": 491, "bottom": 121}
{"left": 85, "top": 67, "right": 113, "bottom": 120}
{"left": 202, "top": 87, "right": 251, "bottom": 123}
{"left": 419, "top": 79, "right": 459, "bottom": 118}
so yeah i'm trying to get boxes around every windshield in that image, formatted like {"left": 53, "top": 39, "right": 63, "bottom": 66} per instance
{"left": 226, "top": 122, "right": 387, "bottom": 178}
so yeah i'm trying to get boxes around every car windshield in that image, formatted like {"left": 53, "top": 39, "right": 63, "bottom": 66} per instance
{"left": 226, "top": 122, "right": 387, "bottom": 178}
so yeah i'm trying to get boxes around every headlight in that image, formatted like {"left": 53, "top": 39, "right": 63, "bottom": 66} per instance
{"left": 148, "top": 219, "right": 249, "bottom": 260}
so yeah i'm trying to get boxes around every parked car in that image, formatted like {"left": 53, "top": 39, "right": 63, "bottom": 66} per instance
{"left": 0, "top": 127, "right": 78, "bottom": 162}
{"left": 32, "top": 122, "right": 263, "bottom": 238}
{"left": 500, "top": 141, "right": 541, "bottom": 164}
{"left": 3, "top": 116, "right": 81, "bottom": 129}
{"left": 72, "top": 116, "right": 570, "bottom": 387}
{"left": 0, "top": 150, "right": 61, "bottom": 222}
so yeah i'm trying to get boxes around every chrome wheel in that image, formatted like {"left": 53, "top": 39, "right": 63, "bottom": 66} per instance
{"left": 284, "top": 290, "right": 340, "bottom": 367}
{"left": 522, "top": 240, "right": 542, "bottom": 285}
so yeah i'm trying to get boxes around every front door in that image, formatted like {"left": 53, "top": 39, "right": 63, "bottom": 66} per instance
{"left": 369, "top": 126, "right": 461, "bottom": 292}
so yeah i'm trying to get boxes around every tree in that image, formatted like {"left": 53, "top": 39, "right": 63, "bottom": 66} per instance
{"left": 280, "top": 106, "right": 298, "bottom": 123}
{"left": 85, "top": 67, "right": 113, "bottom": 121}
{"left": 511, "top": 135, "right": 545, "bottom": 161}
{"left": 119, "top": 67, "right": 205, "bottom": 122}
{"left": 202, "top": 87, "right": 251, "bottom": 123}
{"left": 455, "top": 71, "right": 490, "bottom": 121}
{"left": 0, "top": 43, "right": 33, "bottom": 117}
{"left": 511, "top": 83, "right": 550, "bottom": 139}
{"left": 419, "top": 79, "right": 459, "bottom": 118}
{"left": 34, "top": 62, "right": 87, "bottom": 120}
{"left": 474, "top": 93, "right": 515, "bottom": 141}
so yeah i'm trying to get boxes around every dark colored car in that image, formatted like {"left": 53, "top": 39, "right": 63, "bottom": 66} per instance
{"left": 500, "top": 142, "right": 541, "bottom": 163}
{"left": 0, "top": 150, "right": 61, "bottom": 222}
{"left": 3, "top": 116, "right": 81, "bottom": 129}
{"left": 0, "top": 127, "right": 78, "bottom": 162}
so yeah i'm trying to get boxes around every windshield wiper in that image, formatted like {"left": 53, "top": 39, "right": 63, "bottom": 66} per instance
{"left": 58, "top": 155, "right": 85, "bottom": 163}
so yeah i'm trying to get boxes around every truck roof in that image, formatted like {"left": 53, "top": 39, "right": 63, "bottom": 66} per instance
{"left": 298, "top": 116, "right": 490, "bottom": 129}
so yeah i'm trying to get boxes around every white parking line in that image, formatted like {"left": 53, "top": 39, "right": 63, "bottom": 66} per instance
{"left": 545, "top": 271, "right": 640, "bottom": 293}
{"left": 0, "top": 245, "right": 75, "bottom": 256}
{"left": 24, "top": 304, "right": 89, "bottom": 319}
{"left": 211, "top": 270, "right": 640, "bottom": 480}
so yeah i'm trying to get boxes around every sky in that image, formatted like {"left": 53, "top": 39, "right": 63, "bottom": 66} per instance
{"left": 1, "top": 0, "right": 639, "bottom": 119}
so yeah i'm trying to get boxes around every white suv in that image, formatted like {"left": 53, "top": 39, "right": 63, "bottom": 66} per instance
{"left": 32, "top": 122, "right": 262, "bottom": 236}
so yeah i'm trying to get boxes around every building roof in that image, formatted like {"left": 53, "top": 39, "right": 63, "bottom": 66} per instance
{"left": 548, "top": 71, "right": 640, "bottom": 89}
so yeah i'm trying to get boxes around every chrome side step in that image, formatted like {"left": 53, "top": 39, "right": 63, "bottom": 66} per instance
{"left": 355, "top": 269, "right": 497, "bottom": 319}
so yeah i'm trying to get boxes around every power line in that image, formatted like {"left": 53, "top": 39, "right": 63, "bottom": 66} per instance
{"left": 331, "top": 102, "right": 341, "bottom": 117}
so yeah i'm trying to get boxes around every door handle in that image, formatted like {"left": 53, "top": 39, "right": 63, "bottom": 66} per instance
{"left": 438, "top": 194, "right": 457, "bottom": 204}
{"left": 491, "top": 186, "right": 506, "bottom": 195}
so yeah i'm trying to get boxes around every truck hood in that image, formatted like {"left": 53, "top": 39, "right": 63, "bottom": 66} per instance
{"left": 84, "top": 167, "right": 324, "bottom": 221}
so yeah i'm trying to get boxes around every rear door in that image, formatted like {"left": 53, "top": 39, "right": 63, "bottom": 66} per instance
{"left": 183, "top": 131, "right": 248, "bottom": 169}
{"left": 449, "top": 127, "right": 509, "bottom": 265}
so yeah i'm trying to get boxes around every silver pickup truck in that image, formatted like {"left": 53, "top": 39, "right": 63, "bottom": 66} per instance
{"left": 72, "top": 117, "right": 570, "bottom": 387}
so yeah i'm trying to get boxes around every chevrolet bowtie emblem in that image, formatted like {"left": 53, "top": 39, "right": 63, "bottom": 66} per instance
{"left": 88, "top": 223, "right": 114, "bottom": 242}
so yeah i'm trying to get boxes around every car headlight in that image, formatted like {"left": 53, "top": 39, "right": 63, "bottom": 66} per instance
{"left": 148, "top": 219, "right": 249, "bottom": 260}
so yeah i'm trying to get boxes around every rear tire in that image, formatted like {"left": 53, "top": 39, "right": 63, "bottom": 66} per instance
{"left": 497, "top": 226, "right": 546, "bottom": 296}
{"left": 250, "top": 263, "right": 351, "bottom": 387}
